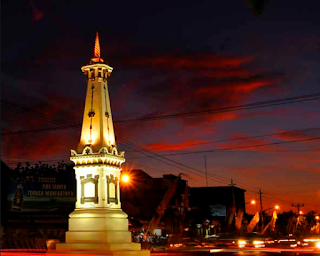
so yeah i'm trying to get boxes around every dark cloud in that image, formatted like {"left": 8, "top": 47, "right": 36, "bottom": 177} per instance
{"left": 113, "top": 52, "right": 284, "bottom": 130}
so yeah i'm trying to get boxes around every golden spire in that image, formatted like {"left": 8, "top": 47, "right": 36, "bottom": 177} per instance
{"left": 94, "top": 32, "right": 101, "bottom": 58}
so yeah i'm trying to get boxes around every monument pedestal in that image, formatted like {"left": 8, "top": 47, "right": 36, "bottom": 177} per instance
{"left": 53, "top": 209, "right": 149, "bottom": 256}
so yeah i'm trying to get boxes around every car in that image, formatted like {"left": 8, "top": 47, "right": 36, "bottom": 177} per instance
{"left": 205, "top": 233, "right": 240, "bottom": 248}
{"left": 297, "top": 235, "right": 320, "bottom": 249}
{"left": 167, "top": 237, "right": 204, "bottom": 250}
{"left": 273, "top": 235, "right": 298, "bottom": 248}
{"left": 241, "top": 233, "right": 275, "bottom": 248}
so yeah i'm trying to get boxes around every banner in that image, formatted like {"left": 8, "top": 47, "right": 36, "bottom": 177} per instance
{"left": 7, "top": 175, "right": 76, "bottom": 212}
{"left": 209, "top": 204, "right": 227, "bottom": 216}
{"left": 247, "top": 212, "right": 260, "bottom": 233}
{"left": 235, "top": 209, "right": 244, "bottom": 231}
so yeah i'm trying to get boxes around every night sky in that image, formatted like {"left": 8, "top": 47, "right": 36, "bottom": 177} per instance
{"left": 1, "top": 0, "right": 320, "bottom": 214}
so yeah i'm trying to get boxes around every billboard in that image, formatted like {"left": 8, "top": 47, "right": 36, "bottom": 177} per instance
{"left": 209, "top": 204, "right": 227, "bottom": 216}
{"left": 7, "top": 172, "right": 76, "bottom": 213}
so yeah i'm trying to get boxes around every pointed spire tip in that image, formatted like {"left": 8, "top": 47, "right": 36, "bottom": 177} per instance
{"left": 94, "top": 31, "right": 101, "bottom": 59}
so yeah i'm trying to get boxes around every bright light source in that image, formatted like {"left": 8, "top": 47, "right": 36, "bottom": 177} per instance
{"left": 315, "top": 216, "right": 320, "bottom": 220}
{"left": 238, "top": 240, "right": 247, "bottom": 248}
{"left": 275, "top": 205, "right": 280, "bottom": 210}
{"left": 210, "top": 249, "right": 223, "bottom": 253}
{"left": 299, "top": 211, "right": 303, "bottom": 215}
{"left": 121, "top": 174, "right": 130, "bottom": 183}
{"left": 251, "top": 200, "right": 256, "bottom": 205}
{"left": 316, "top": 241, "right": 320, "bottom": 249}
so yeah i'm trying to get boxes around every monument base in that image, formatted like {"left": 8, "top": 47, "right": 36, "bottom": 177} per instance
{"left": 50, "top": 208, "right": 150, "bottom": 256}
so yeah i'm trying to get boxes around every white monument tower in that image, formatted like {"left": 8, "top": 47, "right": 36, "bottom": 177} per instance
{"left": 55, "top": 33, "right": 149, "bottom": 256}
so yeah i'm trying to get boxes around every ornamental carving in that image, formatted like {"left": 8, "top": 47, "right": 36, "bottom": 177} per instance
{"left": 82, "top": 145, "right": 93, "bottom": 155}
{"left": 80, "top": 174, "right": 99, "bottom": 204}
{"left": 106, "top": 174, "right": 118, "bottom": 204}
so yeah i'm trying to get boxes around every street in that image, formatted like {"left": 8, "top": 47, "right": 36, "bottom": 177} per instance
{"left": 152, "top": 250, "right": 319, "bottom": 256}
{"left": 1, "top": 248, "right": 319, "bottom": 256}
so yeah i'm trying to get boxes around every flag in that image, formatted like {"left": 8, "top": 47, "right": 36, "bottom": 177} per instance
{"left": 270, "top": 211, "right": 277, "bottom": 230}
{"left": 261, "top": 211, "right": 277, "bottom": 234}
{"left": 247, "top": 212, "right": 260, "bottom": 233}
{"left": 227, "top": 205, "right": 237, "bottom": 226}
{"left": 235, "top": 209, "right": 244, "bottom": 231}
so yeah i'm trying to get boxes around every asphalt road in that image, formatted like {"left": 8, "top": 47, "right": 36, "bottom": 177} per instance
{"left": 152, "top": 249, "right": 319, "bottom": 256}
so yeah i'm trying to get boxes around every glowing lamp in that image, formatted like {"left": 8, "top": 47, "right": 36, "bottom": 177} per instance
{"left": 299, "top": 211, "right": 303, "bottom": 215}
{"left": 275, "top": 205, "right": 280, "bottom": 210}
{"left": 315, "top": 216, "right": 320, "bottom": 220}
{"left": 251, "top": 200, "right": 256, "bottom": 205}
{"left": 121, "top": 174, "right": 130, "bottom": 183}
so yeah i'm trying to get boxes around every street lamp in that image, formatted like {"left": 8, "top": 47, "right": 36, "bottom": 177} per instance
{"left": 121, "top": 174, "right": 130, "bottom": 183}
{"left": 246, "top": 200, "right": 256, "bottom": 205}
{"left": 263, "top": 205, "right": 280, "bottom": 212}
{"left": 261, "top": 205, "right": 280, "bottom": 224}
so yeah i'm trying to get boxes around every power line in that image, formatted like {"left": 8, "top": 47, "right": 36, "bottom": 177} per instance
{"left": 127, "top": 136, "right": 320, "bottom": 159}
{"left": 114, "top": 92, "right": 320, "bottom": 124}
{"left": 2, "top": 96, "right": 319, "bottom": 208}
{"left": 119, "top": 137, "right": 319, "bottom": 209}
{"left": 118, "top": 137, "right": 231, "bottom": 185}
{"left": 126, "top": 127, "right": 320, "bottom": 151}
{"left": 2, "top": 92, "right": 320, "bottom": 135}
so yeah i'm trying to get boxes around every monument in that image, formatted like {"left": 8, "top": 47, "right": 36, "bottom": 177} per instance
{"left": 54, "top": 33, "right": 149, "bottom": 256}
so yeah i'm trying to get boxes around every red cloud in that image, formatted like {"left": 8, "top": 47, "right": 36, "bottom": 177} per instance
{"left": 145, "top": 139, "right": 208, "bottom": 151}
{"left": 2, "top": 51, "right": 285, "bottom": 166}
{"left": 119, "top": 54, "right": 283, "bottom": 131}
{"left": 1, "top": 95, "right": 82, "bottom": 166}
{"left": 124, "top": 54, "right": 255, "bottom": 70}
{"left": 273, "top": 130, "right": 319, "bottom": 141}
{"left": 215, "top": 135, "right": 273, "bottom": 152}
{"left": 307, "top": 168, "right": 320, "bottom": 173}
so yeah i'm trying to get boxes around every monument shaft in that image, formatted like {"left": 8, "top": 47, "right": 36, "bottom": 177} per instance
{"left": 54, "top": 32, "right": 149, "bottom": 256}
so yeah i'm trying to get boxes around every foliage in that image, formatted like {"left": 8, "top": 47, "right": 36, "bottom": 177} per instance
{"left": 9, "top": 162, "right": 75, "bottom": 183}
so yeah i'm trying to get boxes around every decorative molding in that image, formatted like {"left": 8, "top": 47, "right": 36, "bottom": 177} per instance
{"left": 82, "top": 145, "right": 93, "bottom": 155}
{"left": 70, "top": 146, "right": 125, "bottom": 168}
{"left": 80, "top": 174, "right": 99, "bottom": 204}
{"left": 106, "top": 174, "right": 118, "bottom": 204}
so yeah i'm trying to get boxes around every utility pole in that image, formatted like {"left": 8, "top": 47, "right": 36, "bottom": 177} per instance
{"left": 204, "top": 156, "right": 208, "bottom": 187}
{"left": 292, "top": 203, "right": 304, "bottom": 214}
{"left": 229, "top": 179, "right": 236, "bottom": 206}
{"left": 227, "top": 179, "right": 237, "bottom": 223}
{"left": 259, "top": 189, "right": 264, "bottom": 231}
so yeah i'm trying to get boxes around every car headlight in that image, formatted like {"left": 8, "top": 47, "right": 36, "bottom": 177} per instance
{"left": 238, "top": 240, "right": 247, "bottom": 247}
{"left": 253, "top": 240, "right": 264, "bottom": 245}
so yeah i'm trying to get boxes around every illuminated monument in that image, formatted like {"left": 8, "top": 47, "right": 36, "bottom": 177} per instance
{"left": 55, "top": 33, "right": 149, "bottom": 255}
